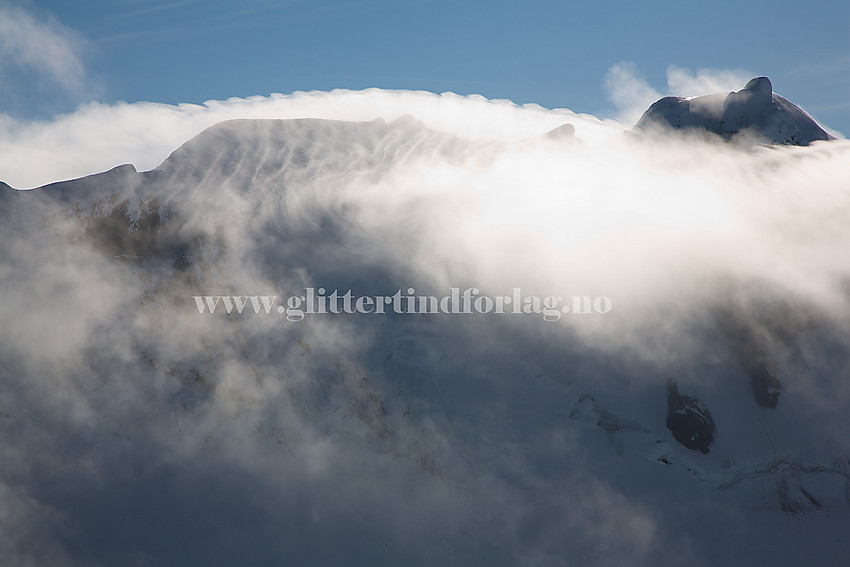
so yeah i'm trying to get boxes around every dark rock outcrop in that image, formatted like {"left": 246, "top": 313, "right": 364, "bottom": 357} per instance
{"left": 666, "top": 381, "right": 715, "bottom": 454}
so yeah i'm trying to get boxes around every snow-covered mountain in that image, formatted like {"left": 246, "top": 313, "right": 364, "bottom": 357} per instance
{"left": 635, "top": 76, "right": 835, "bottom": 145}
{"left": 1, "top": 100, "right": 849, "bottom": 566}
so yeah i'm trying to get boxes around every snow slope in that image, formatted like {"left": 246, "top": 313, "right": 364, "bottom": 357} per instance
{"left": 635, "top": 76, "right": 835, "bottom": 145}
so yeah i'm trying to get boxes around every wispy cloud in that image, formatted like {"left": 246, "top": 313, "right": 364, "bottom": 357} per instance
{"left": 0, "top": 2, "right": 88, "bottom": 93}
{"left": 112, "top": 0, "right": 204, "bottom": 19}
{"left": 604, "top": 61, "right": 662, "bottom": 125}
{"left": 605, "top": 63, "right": 754, "bottom": 126}
{"left": 784, "top": 53, "right": 850, "bottom": 79}
{"left": 665, "top": 65, "right": 753, "bottom": 97}
{"left": 97, "top": 0, "right": 301, "bottom": 44}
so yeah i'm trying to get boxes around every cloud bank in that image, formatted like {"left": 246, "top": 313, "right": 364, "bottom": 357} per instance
{"left": 1, "top": 80, "right": 850, "bottom": 565}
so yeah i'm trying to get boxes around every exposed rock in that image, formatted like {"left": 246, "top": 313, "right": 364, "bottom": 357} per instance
{"left": 666, "top": 381, "right": 715, "bottom": 454}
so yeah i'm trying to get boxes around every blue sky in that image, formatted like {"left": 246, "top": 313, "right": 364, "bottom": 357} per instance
{"left": 1, "top": 0, "right": 849, "bottom": 134}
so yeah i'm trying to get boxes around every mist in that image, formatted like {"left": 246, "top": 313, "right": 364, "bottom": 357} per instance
{"left": 2, "top": 84, "right": 850, "bottom": 565}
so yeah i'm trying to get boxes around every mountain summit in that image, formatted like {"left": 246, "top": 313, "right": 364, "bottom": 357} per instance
{"left": 634, "top": 76, "right": 834, "bottom": 145}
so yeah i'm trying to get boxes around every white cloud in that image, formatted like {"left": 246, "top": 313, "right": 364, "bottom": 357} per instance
{"left": 605, "top": 62, "right": 755, "bottom": 126}
{"left": 604, "top": 61, "right": 662, "bottom": 125}
{"left": 1, "top": 85, "right": 850, "bottom": 565}
{"left": 0, "top": 89, "right": 614, "bottom": 188}
{"left": 0, "top": 2, "right": 88, "bottom": 93}
{"left": 665, "top": 65, "right": 753, "bottom": 98}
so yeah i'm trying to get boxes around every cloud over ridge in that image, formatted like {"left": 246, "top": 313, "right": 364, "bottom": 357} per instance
{"left": 1, "top": 77, "right": 850, "bottom": 565}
